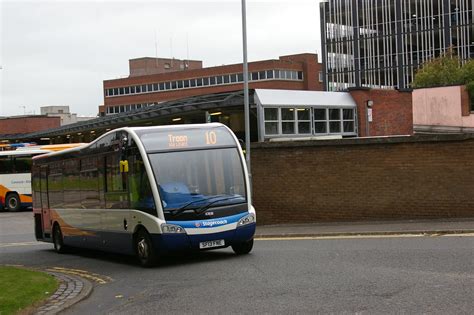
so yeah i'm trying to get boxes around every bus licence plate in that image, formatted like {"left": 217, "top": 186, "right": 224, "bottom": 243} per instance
{"left": 199, "top": 239, "right": 225, "bottom": 249}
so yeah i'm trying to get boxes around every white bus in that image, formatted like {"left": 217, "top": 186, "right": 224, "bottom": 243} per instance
{"left": 32, "top": 124, "right": 256, "bottom": 266}
{"left": 0, "top": 149, "right": 51, "bottom": 211}
{"left": 0, "top": 144, "right": 86, "bottom": 212}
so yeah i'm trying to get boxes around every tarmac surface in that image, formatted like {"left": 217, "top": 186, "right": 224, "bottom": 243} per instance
{"left": 39, "top": 218, "right": 474, "bottom": 314}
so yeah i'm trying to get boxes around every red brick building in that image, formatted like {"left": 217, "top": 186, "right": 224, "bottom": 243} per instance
{"left": 0, "top": 116, "right": 60, "bottom": 135}
{"left": 101, "top": 53, "right": 324, "bottom": 116}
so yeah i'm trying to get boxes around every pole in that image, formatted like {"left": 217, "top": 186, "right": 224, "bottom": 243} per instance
{"left": 241, "top": 0, "right": 251, "bottom": 178}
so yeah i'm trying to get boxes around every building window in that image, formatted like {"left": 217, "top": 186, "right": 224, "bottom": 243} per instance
{"left": 318, "top": 71, "right": 323, "bottom": 82}
{"left": 314, "top": 108, "right": 327, "bottom": 134}
{"left": 106, "top": 68, "right": 308, "bottom": 100}
{"left": 343, "top": 109, "right": 355, "bottom": 133}
{"left": 297, "top": 108, "right": 311, "bottom": 134}
{"left": 264, "top": 108, "right": 279, "bottom": 135}
{"left": 281, "top": 108, "right": 295, "bottom": 134}
{"left": 328, "top": 108, "right": 341, "bottom": 133}
{"left": 164, "top": 63, "right": 171, "bottom": 69}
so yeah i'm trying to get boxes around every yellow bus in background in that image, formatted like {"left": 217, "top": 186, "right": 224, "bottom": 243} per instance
{"left": 0, "top": 143, "right": 85, "bottom": 211}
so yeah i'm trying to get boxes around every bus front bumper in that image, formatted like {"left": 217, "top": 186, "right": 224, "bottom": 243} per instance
{"left": 150, "top": 223, "right": 256, "bottom": 253}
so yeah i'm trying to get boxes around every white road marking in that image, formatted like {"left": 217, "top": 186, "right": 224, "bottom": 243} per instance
{"left": 0, "top": 241, "right": 46, "bottom": 248}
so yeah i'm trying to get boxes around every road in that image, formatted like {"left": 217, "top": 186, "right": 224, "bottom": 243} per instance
{"left": 1, "top": 211, "right": 473, "bottom": 314}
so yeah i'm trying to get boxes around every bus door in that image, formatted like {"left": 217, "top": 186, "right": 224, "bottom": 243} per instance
{"left": 102, "top": 150, "right": 131, "bottom": 252}
{"left": 39, "top": 165, "right": 52, "bottom": 236}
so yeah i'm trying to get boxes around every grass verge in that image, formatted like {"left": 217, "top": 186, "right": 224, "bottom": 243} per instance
{"left": 0, "top": 266, "right": 58, "bottom": 315}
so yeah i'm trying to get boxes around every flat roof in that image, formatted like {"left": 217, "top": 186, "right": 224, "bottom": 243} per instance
{"left": 255, "top": 89, "right": 356, "bottom": 107}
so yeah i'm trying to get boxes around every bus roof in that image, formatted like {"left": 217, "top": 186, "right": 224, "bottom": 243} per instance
{"left": 39, "top": 143, "right": 87, "bottom": 152}
{"left": 33, "top": 123, "right": 237, "bottom": 160}
{"left": 0, "top": 149, "right": 51, "bottom": 156}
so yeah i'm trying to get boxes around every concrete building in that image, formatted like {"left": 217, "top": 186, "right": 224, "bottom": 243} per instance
{"left": 101, "top": 53, "right": 324, "bottom": 116}
{"left": 40, "top": 106, "right": 95, "bottom": 126}
{"left": 320, "top": 0, "right": 473, "bottom": 91}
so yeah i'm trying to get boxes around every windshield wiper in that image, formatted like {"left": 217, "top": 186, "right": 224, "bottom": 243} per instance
{"left": 195, "top": 196, "right": 244, "bottom": 214}
{"left": 169, "top": 195, "right": 227, "bottom": 216}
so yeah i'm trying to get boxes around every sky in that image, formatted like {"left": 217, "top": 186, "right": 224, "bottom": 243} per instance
{"left": 0, "top": 0, "right": 322, "bottom": 117}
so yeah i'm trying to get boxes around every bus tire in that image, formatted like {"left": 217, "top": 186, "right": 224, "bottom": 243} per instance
{"left": 53, "top": 224, "right": 68, "bottom": 254}
{"left": 231, "top": 238, "right": 254, "bottom": 255}
{"left": 135, "top": 229, "right": 158, "bottom": 267}
{"left": 6, "top": 193, "right": 21, "bottom": 212}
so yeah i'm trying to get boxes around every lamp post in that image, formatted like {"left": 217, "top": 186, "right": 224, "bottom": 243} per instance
{"left": 241, "top": 0, "right": 251, "bottom": 178}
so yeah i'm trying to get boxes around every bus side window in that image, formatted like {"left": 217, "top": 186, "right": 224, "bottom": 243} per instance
{"left": 0, "top": 156, "right": 13, "bottom": 174}
{"left": 14, "top": 155, "right": 33, "bottom": 173}
{"left": 32, "top": 165, "right": 41, "bottom": 207}
{"left": 128, "top": 142, "right": 156, "bottom": 216}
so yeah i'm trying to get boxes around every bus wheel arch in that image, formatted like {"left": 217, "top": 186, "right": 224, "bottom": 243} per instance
{"left": 133, "top": 226, "right": 158, "bottom": 267}
{"left": 52, "top": 222, "right": 67, "bottom": 253}
{"left": 5, "top": 192, "right": 21, "bottom": 212}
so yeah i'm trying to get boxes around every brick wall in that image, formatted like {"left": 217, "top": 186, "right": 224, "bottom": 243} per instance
{"left": 0, "top": 116, "right": 61, "bottom": 135}
{"left": 349, "top": 88, "right": 413, "bottom": 137}
{"left": 251, "top": 135, "right": 474, "bottom": 225}
{"left": 461, "top": 85, "right": 471, "bottom": 116}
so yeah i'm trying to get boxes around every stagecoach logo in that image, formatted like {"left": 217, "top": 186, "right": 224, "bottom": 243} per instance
{"left": 168, "top": 134, "right": 188, "bottom": 148}
{"left": 194, "top": 219, "right": 228, "bottom": 228}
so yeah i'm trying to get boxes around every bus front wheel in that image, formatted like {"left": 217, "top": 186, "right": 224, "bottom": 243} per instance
{"left": 6, "top": 194, "right": 21, "bottom": 212}
{"left": 135, "top": 229, "right": 158, "bottom": 267}
{"left": 232, "top": 239, "right": 254, "bottom": 255}
{"left": 53, "top": 224, "right": 67, "bottom": 253}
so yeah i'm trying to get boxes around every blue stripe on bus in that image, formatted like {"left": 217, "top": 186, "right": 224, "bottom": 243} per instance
{"left": 166, "top": 212, "right": 248, "bottom": 229}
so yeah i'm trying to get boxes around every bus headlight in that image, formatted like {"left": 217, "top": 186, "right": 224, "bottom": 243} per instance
{"left": 237, "top": 213, "right": 255, "bottom": 227}
{"left": 161, "top": 224, "right": 185, "bottom": 234}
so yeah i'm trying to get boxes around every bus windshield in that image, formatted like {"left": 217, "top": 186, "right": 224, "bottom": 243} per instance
{"left": 148, "top": 148, "right": 246, "bottom": 212}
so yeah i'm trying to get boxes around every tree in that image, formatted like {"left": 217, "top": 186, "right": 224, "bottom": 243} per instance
{"left": 412, "top": 50, "right": 474, "bottom": 109}
{"left": 412, "top": 49, "right": 464, "bottom": 88}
